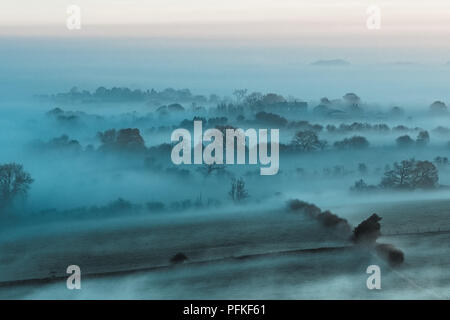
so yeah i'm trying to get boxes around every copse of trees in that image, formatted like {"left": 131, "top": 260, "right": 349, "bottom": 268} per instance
{"left": 395, "top": 131, "right": 432, "bottom": 148}
{"left": 30, "top": 134, "right": 82, "bottom": 153}
{"left": 0, "top": 163, "right": 34, "bottom": 210}
{"left": 44, "top": 86, "right": 212, "bottom": 104}
{"left": 234, "top": 91, "right": 307, "bottom": 113}
{"left": 255, "top": 111, "right": 288, "bottom": 127}
{"left": 350, "top": 179, "right": 378, "bottom": 192}
{"left": 334, "top": 136, "right": 369, "bottom": 150}
{"left": 351, "top": 159, "right": 439, "bottom": 192}
{"left": 396, "top": 135, "right": 415, "bottom": 147}
{"left": 233, "top": 89, "right": 248, "bottom": 103}
{"left": 156, "top": 103, "right": 186, "bottom": 114}
{"left": 342, "top": 92, "right": 362, "bottom": 113}
{"left": 289, "top": 121, "right": 323, "bottom": 132}
{"left": 97, "top": 128, "right": 146, "bottom": 152}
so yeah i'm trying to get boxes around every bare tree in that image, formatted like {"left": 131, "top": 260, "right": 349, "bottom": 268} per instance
{"left": 0, "top": 163, "right": 34, "bottom": 209}
{"left": 229, "top": 178, "right": 249, "bottom": 202}
{"left": 381, "top": 159, "right": 415, "bottom": 189}
{"left": 233, "top": 89, "right": 248, "bottom": 104}
{"left": 412, "top": 160, "right": 439, "bottom": 189}
{"left": 381, "top": 159, "right": 438, "bottom": 190}
{"left": 244, "top": 92, "right": 263, "bottom": 106}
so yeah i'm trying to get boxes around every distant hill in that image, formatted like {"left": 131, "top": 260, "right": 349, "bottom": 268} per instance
{"left": 391, "top": 61, "right": 417, "bottom": 65}
{"left": 310, "top": 59, "right": 350, "bottom": 66}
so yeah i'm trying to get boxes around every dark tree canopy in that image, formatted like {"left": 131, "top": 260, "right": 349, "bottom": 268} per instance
{"left": 334, "top": 136, "right": 369, "bottom": 149}
{"left": 255, "top": 111, "right": 288, "bottom": 127}
{"left": 98, "top": 128, "right": 146, "bottom": 152}
{"left": 396, "top": 135, "right": 414, "bottom": 147}
{"left": 381, "top": 159, "right": 438, "bottom": 190}
{"left": 292, "top": 130, "right": 327, "bottom": 151}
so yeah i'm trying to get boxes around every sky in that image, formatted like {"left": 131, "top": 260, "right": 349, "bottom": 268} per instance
{"left": 0, "top": 0, "right": 449, "bottom": 24}
{"left": 1, "top": 1, "right": 449, "bottom": 59}
{"left": 1, "top": 0, "right": 449, "bottom": 38}
{"left": 0, "top": 0, "right": 449, "bottom": 104}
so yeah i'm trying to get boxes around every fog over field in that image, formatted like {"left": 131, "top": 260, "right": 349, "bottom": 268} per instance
{"left": 2, "top": 1, "right": 450, "bottom": 300}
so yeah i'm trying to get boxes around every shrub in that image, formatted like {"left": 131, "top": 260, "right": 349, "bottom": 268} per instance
{"left": 376, "top": 243, "right": 404, "bottom": 266}
{"left": 352, "top": 214, "right": 382, "bottom": 244}
{"left": 170, "top": 253, "right": 188, "bottom": 264}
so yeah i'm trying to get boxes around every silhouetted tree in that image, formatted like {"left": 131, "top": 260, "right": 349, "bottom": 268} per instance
{"left": 229, "top": 178, "right": 249, "bottom": 202}
{"left": 381, "top": 159, "right": 415, "bottom": 189}
{"left": 381, "top": 159, "right": 438, "bottom": 189}
{"left": 413, "top": 160, "right": 439, "bottom": 189}
{"left": 350, "top": 179, "right": 378, "bottom": 192}
{"left": 233, "top": 89, "right": 248, "bottom": 103}
{"left": 244, "top": 92, "right": 263, "bottom": 106}
{"left": 292, "top": 130, "right": 327, "bottom": 151}
{"left": 0, "top": 163, "right": 34, "bottom": 209}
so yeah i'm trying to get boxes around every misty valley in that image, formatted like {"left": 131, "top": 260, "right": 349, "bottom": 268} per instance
{"left": 1, "top": 87, "right": 450, "bottom": 299}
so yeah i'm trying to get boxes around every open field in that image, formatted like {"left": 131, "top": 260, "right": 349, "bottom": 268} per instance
{"left": 1, "top": 197, "right": 449, "bottom": 299}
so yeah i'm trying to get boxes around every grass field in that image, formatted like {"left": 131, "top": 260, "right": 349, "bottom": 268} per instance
{"left": 1, "top": 198, "right": 449, "bottom": 299}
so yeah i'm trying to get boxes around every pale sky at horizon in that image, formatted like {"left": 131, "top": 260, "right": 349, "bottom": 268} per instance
{"left": 1, "top": 0, "right": 450, "bottom": 61}
{"left": 1, "top": 0, "right": 449, "bottom": 28}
